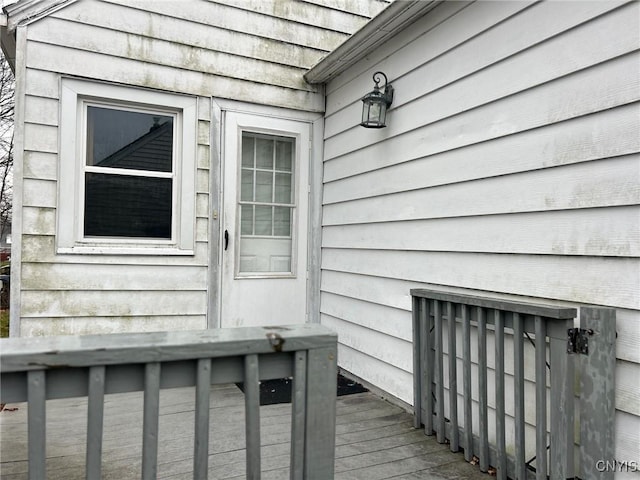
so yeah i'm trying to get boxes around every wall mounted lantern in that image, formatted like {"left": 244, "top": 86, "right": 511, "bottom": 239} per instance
{"left": 360, "top": 71, "right": 394, "bottom": 128}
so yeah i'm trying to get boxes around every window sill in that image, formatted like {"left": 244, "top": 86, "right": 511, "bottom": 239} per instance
{"left": 235, "top": 273, "right": 297, "bottom": 280}
{"left": 57, "top": 245, "right": 195, "bottom": 256}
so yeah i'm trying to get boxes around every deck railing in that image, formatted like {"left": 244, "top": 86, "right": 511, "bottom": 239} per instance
{"left": 411, "top": 289, "right": 616, "bottom": 480}
{"left": 0, "top": 324, "right": 338, "bottom": 480}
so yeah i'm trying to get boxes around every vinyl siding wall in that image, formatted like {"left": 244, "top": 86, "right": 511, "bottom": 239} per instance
{"left": 320, "top": 0, "right": 640, "bottom": 470}
{"left": 12, "top": 0, "right": 388, "bottom": 336}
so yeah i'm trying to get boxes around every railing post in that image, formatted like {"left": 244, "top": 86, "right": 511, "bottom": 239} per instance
{"left": 578, "top": 307, "right": 616, "bottom": 479}
{"left": 304, "top": 344, "right": 337, "bottom": 479}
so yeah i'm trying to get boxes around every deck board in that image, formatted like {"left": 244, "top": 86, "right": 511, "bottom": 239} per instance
{"left": 0, "top": 385, "right": 489, "bottom": 479}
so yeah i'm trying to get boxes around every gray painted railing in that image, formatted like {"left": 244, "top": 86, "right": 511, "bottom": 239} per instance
{"left": 0, "top": 324, "right": 338, "bottom": 480}
{"left": 411, "top": 289, "right": 616, "bottom": 480}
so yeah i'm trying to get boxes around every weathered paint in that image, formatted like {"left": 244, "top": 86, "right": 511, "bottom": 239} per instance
{"left": 0, "top": 324, "right": 339, "bottom": 478}
{"left": 19, "top": 315, "right": 208, "bottom": 336}
{"left": 579, "top": 307, "right": 617, "bottom": 479}
{"left": 316, "top": 0, "right": 640, "bottom": 471}
{"left": 4, "top": 0, "right": 387, "bottom": 337}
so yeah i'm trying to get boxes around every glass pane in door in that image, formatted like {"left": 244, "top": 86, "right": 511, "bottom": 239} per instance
{"left": 238, "top": 132, "right": 295, "bottom": 274}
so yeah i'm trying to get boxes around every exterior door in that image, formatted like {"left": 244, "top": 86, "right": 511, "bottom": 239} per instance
{"left": 220, "top": 111, "right": 310, "bottom": 327}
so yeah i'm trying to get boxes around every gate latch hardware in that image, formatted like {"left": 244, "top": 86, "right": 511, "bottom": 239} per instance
{"left": 567, "top": 328, "right": 593, "bottom": 355}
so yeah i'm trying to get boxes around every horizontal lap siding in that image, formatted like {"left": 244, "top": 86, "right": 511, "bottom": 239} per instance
{"left": 16, "top": 0, "right": 382, "bottom": 335}
{"left": 19, "top": 315, "right": 207, "bottom": 336}
{"left": 18, "top": 92, "right": 212, "bottom": 334}
{"left": 322, "top": 207, "right": 639, "bottom": 257}
{"left": 319, "top": 1, "right": 640, "bottom": 461}
{"left": 323, "top": 249, "right": 638, "bottom": 310}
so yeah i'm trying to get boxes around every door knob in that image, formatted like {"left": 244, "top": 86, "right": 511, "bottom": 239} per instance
{"left": 224, "top": 230, "right": 229, "bottom": 250}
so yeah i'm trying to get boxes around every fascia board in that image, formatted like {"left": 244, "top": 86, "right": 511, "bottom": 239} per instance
{"left": 305, "top": 0, "right": 439, "bottom": 84}
{"left": 4, "top": 0, "right": 77, "bottom": 31}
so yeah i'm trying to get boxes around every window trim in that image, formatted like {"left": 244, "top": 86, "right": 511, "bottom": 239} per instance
{"left": 58, "top": 78, "right": 197, "bottom": 255}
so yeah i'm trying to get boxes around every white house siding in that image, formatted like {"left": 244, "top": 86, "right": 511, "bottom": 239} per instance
{"left": 11, "top": 0, "right": 387, "bottom": 336}
{"left": 319, "top": 0, "right": 640, "bottom": 471}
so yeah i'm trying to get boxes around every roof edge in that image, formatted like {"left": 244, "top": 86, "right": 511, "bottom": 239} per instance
{"left": 304, "top": 0, "right": 440, "bottom": 84}
{"left": 4, "top": 0, "right": 76, "bottom": 31}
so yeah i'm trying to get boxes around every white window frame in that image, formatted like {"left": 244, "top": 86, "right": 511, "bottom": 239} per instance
{"left": 58, "top": 78, "right": 197, "bottom": 255}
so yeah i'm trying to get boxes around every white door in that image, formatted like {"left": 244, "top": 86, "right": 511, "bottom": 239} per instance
{"left": 220, "top": 112, "right": 310, "bottom": 328}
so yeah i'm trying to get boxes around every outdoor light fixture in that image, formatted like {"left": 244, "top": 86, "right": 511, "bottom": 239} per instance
{"left": 360, "top": 71, "right": 394, "bottom": 128}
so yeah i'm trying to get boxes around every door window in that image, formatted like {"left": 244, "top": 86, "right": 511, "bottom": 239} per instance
{"left": 238, "top": 132, "right": 295, "bottom": 274}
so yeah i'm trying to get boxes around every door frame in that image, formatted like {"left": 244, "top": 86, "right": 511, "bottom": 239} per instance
{"left": 208, "top": 98, "right": 324, "bottom": 329}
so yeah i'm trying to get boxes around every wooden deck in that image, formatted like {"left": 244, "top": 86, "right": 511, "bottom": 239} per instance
{"left": 0, "top": 385, "right": 490, "bottom": 479}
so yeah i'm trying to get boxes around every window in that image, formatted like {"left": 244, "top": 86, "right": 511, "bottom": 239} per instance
{"left": 58, "top": 79, "right": 196, "bottom": 254}
{"left": 238, "top": 133, "right": 295, "bottom": 274}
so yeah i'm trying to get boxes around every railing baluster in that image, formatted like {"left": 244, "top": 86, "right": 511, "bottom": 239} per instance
{"left": 513, "top": 314, "right": 526, "bottom": 480}
{"left": 462, "top": 304, "right": 473, "bottom": 462}
{"left": 27, "top": 370, "right": 46, "bottom": 480}
{"left": 434, "top": 300, "right": 445, "bottom": 443}
{"left": 495, "top": 310, "right": 507, "bottom": 480}
{"left": 142, "top": 362, "right": 161, "bottom": 480}
{"left": 534, "top": 316, "right": 547, "bottom": 480}
{"left": 477, "top": 307, "right": 489, "bottom": 472}
{"left": 290, "top": 350, "right": 307, "bottom": 480}
{"left": 423, "top": 298, "right": 434, "bottom": 436}
{"left": 194, "top": 358, "right": 212, "bottom": 480}
{"left": 244, "top": 354, "right": 261, "bottom": 479}
{"left": 0, "top": 325, "right": 338, "bottom": 480}
{"left": 447, "top": 301, "right": 459, "bottom": 452}
{"left": 86, "top": 365, "right": 106, "bottom": 480}
{"left": 412, "top": 295, "right": 422, "bottom": 429}
{"left": 549, "top": 320, "right": 574, "bottom": 480}
{"left": 410, "top": 290, "right": 582, "bottom": 480}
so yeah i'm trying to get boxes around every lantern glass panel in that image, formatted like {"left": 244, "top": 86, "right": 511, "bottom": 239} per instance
{"left": 362, "top": 98, "right": 387, "bottom": 128}
{"left": 369, "top": 102, "right": 382, "bottom": 123}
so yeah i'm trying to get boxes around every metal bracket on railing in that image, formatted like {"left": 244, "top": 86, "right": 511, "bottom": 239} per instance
{"left": 567, "top": 328, "right": 592, "bottom": 355}
{"left": 266, "top": 332, "right": 285, "bottom": 352}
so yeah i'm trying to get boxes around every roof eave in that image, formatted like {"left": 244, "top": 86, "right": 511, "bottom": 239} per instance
{"left": 304, "top": 0, "right": 440, "bottom": 85}
{"left": 1, "top": 0, "right": 77, "bottom": 70}
{"left": 4, "top": 0, "right": 76, "bottom": 31}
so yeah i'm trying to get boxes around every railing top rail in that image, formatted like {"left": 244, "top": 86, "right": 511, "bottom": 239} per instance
{"left": 410, "top": 289, "right": 577, "bottom": 320}
{"left": 0, "top": 324, "right": 337, "bottom": 373}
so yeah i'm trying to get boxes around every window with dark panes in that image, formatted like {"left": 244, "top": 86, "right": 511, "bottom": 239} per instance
{"left": 58, "top": 78, "right": 196, "bottom": 254}
{"left": 83, "top": 106, "right": 175, "bottom": 239}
